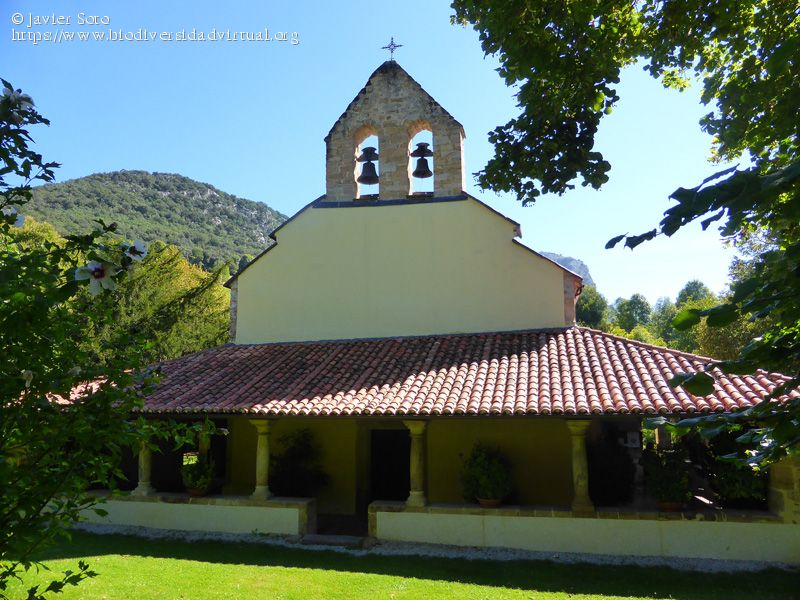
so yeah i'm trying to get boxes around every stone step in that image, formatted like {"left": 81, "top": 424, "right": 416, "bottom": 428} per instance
{"left": 301, "top": 534, "right": 366, "bottom": 548}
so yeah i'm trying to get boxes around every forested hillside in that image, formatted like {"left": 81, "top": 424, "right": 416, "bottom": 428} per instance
{"left": 28, "top": 171, "right": 286, "bottom": 270}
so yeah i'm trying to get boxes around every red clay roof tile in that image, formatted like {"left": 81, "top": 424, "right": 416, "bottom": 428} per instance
{"left": 141, "top": 327, "right": 797, "bottom": 417}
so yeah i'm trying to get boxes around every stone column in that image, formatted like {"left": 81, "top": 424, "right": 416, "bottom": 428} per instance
{"left": 250, "top": 419, "right": 274, "bottom": 500}
{"left": 131, "top": 442, "right": 154, "bottom": 497}
{"left": 404, "top": 420, "right": 428, "bottom": 507}
{"left": 566, "top": 420, "right": 594, "bottom": 514}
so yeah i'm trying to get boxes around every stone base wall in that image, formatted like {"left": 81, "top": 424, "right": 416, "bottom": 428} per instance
{"left": 370, "top": 502, "right": 799, "bottom": 564}
{"left": 82, "top": 494, "right": 316, "bottom": 536}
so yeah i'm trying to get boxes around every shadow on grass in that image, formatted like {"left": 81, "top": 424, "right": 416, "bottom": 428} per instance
{"left": 36, "top": 531, "right": 798, "bottom": 600}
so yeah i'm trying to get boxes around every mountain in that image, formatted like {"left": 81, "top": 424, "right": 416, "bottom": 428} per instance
{"left": 28, "top": 171, "right": 286, "bottom": 270}
{"left": 541, "top": 252, "right": 595, "bottom": 286}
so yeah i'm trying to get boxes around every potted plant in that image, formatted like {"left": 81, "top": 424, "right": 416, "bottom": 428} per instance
{"left": 181, "top": 452, "right": 215, "bottom": 497}
{"left": 640, "top": 445, "right": 691, "bottom": 511}
{"left": 461, "top": 443, "right": 514, "bottom": 508}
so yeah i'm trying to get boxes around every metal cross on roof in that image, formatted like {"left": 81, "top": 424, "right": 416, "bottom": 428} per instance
{"left": 381, "top": 37, "right": 403, "bottom": 61}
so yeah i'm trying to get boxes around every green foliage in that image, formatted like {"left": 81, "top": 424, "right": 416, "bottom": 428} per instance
{"left": 676, "top": 280, "right": 713, "bottom": 307}
{"left": 460, "top": 443, "right": 514, "bottom": 502}
{"left": 8, "top": 221, "right": 229, "bottom": 366}
{"left": 679, "top": 432, "right": 767, "bottom": 508}
{"left": 640, "top": 446, "right": 691, "bottom": 505}
{"left": 451, "top": 0, "right": 800, "bottom": 463}
{"left": 576, "top": 284, "right": 608, "bottom": 329}
{"left": 78, "top": 242, "right": 229, "bottom": 365}
{"left": 26, "top": 171, "right": 286, "bottom": 270}
{"left": 627, "top": 324, "right": 664, "bottom": 346}
{"left": 0, "top": 80, "right": 149, "bottom": 598}
{"left": 611, "top": 293, "right": 650, "bottom": 332}
{"left": 269, "top": 430, "right": 330, "bottom": 498}
{"left": 180, "top": 453, "right": 215, "bottom": 493}
{"left": 0, "top": 82, "right": 222, "bottom": 599}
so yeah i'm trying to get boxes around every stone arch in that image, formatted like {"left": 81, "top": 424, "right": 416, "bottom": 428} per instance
{"left": 406, "top": 119, "right": 434, "bottom": 195}
{"left": 353, "top": 123, "right": 381, "bottom": 199}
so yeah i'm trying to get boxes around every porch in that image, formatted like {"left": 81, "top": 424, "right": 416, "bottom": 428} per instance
{"left": 82, "top": 415, "right": 800, "bottom": 563}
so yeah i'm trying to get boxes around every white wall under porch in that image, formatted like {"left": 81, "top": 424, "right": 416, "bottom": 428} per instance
{"left": 82, "top": 493, "right": 316, "bottom": 536}
{"left": 369, "top": 502, "right": 800, "bottom": 565}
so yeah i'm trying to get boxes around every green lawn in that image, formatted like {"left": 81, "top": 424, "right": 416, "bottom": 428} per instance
{"left": 9, "top": 531, "right": 798, "bottom": 600}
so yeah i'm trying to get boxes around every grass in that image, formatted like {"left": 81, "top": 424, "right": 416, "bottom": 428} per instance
{"left": 8, "top": 531, "right": 799, "bottom": 600}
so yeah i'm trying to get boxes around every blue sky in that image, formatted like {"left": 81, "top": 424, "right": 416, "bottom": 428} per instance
{"left": 3, "top": 1, "right": 738, "bottom": 304}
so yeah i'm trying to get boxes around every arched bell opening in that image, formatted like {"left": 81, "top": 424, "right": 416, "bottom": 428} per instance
{"left": 407, "top": 128, "right": 433, "bottom": 196}
{"left": 354, "top": 127, "right": 380, "bottom": 200}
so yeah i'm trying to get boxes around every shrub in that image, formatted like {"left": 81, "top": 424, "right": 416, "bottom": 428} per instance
{"left": 461, "top": 443, "right": 514, "bottom": 502}
{"left": 180, "top": 452, "right": 215, "bottom": 492}
{"left": 640, "top": 446, "right": 692, "bottom": 504}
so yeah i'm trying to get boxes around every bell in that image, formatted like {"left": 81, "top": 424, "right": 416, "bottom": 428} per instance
{"left": 409, "top": 142, "right": 433, "bottom": 158}
{"left": 357, "top": 160, "right": 379, "bottom": 185}
{"left": 412, "top": 157, "right": 433, "bottom": 179}
{"left": 357, "top": 146, "right": 379, "bottom": 162}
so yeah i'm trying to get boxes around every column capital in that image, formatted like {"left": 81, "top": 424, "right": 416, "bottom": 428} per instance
{"left": 249, "top": 418, "right": 276, "bottom": 435}
{"left": 566, "top": 419, "right": 591, "bottom": 436}
{"left": 403, "top": 420, "right": 428, "bottom": 436}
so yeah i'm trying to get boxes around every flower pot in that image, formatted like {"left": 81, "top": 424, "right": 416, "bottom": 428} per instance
{"left": 477, "top": 498, "right": 501, "bottom": 508}
{"left": 187, "top": 487, "right": 208, "bottom": 497}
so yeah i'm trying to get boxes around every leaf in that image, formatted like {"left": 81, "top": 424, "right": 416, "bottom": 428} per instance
{"left": 624, "top": 230, "right": 657, "bottom": 249}
{"left": 704, "top": 303, "right": 739, "bottom": 327}
{"left": 605, "top": 234, "right": 626, "bottom": 249}
{"left": 676, "top": 372, "right": 716, "bottom": 396}
{"left": 671, "top": 308, "right": 701, "bottom": 330}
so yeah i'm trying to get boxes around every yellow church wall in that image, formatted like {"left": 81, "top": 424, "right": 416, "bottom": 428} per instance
{"left": 227, "top": 416, "right": 572, "bottom": 515}
{"left": 234, "top": 198, "right": 570, "bottom": 344}
{"left": 225, "top": 417, "right": 360, "bottom": 515}
{"left": 426, "top": 418, "right": 573, "bottom": 507}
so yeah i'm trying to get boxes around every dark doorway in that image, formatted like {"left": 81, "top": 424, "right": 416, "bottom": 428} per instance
{"left": 369, "top": 429, "right": 410, "bottom": 502}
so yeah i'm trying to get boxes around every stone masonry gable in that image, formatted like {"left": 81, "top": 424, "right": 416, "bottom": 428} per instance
{"left": 325, "top": 61, "right": 466, "bottom": 201}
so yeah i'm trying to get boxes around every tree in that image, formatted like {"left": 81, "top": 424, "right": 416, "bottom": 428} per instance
{"left": 451, "top": 1, "right": 800, "bottom": 463}
{"left": 611, "top": 293, "right": 650, "bottom": 332}
{"left": 575, "top": 284, "right": 609, "bottom": 329}
{"left": 0, "top": 82, "right": 208, "bottom": 599}
{"left": 676, "top": 280, "right": 713, "bottom": 307}
{"left": 648, "top": 297, "right": 677, "bottom": 345}
{"left": 0, "top": 80, "right": 148, "bottom": 597}
{"left": 76, "top": 241, "right": 230, "bottom": 365}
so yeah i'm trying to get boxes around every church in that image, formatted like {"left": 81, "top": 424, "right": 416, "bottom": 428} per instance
{"left": 86, "top": 60, "right": 800, "bottom": 564}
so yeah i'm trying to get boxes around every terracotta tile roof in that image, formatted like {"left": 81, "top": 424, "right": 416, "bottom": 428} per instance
{"left": 142, "top": 327, "right": 796, "bottom": 417}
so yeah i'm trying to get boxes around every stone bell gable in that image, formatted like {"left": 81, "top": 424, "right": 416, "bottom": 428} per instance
{"left": 324, "top": 61, "right": 466, "bottom": 201}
